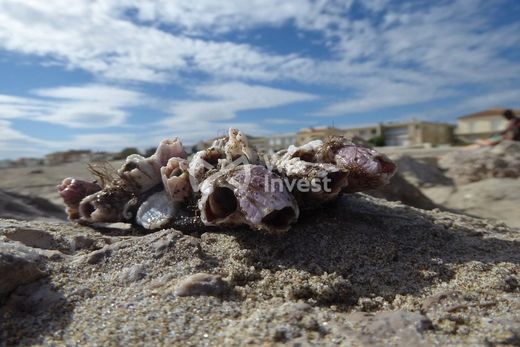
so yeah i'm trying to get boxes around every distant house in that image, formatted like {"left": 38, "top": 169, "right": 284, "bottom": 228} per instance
{"left": 383, "top": 120, "right": 455, "bottom": 147}
{"left": 343, "top": 124, "right": 383, "bottom": 141}
{"left": 44, "top": 150, "right": 108, "bottom": 166}
{"left": 295, "top": 121, "right": 454, "bottom": 147}
{"left": 266, "top": 133, "right": 297, "bottom": 153}
{"left": 296, "top": 126, "right": 344, "bottom": 145}
{"left": 456, "top": 108, "right": 519, "bottom": 142}
{"left": 13, "top": 157, "right": 43, "bottom": 168}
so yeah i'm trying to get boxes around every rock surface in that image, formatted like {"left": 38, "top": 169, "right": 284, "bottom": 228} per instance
{"left": 423, "top": 177, "right": 520, "bottom": 228}
{"left": 439, "top": 141, "right": 520, "bottom": 185}
{"left": 0, "top": 189, "right": 66, "bottom": 221}
{"left": 1, "top": 195, "right": 519, "bottom": 346}
{"left": 392, "top": 154, "right": 453, "bottom": 188}
{"left": 366, "top": 173, "right": 438, "bottom": 210}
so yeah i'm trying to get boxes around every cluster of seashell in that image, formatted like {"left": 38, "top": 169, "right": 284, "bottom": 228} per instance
{"left": 58, "top": 128, "right": 396, "bottom": 234}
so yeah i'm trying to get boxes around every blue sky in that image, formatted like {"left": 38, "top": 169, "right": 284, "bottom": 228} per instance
{"left": 0, "top": 0, "right": 519, "bottom": 159}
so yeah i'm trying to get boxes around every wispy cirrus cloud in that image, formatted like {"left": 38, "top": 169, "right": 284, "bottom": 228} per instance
{"left": 0, "top": 84, "right": 149, "bottom": 128}
{"left": 166, "top": 82, "right": 317, "bottom": 123}
{"left": 160, "top": 82, "right": 318, "bottom": 142}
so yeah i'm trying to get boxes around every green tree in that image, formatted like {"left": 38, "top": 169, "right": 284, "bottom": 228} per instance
{"left": 116, "top": 147, "right": 140, "bottom": 159}
{"left": 368, "top": 136, "right": 385, "bottom": 147}
{"left": 143, "top": 147, "right": 156, "bottom": 157}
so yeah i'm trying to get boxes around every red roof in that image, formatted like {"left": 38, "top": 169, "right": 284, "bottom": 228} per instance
{"left": 458, "top": 108, "right": 520, "bottom": 120}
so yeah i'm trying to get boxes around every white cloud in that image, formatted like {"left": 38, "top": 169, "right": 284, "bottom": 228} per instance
{"left": 0, "top": 120, "right": 55, "bottom": 158}
{"left": 165, "top": 82, "right": 317, "bottom": 124}
{"left": 0, "top": 84, "right": 149, "bottom": 128}
{"left": 316, "top": 80, "right": 452, "bottom": 116}
{"left": 158, "top": 82, "right": 318, "bottom": 145}
{"left": 0, "top": 0, "right": 318, "bottom": 83}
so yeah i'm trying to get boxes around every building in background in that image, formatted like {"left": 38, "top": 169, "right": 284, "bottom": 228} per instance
{"left": 295, "top": 121, "right": 454, "bottom": 147}
{"left": 249, "top": 133, "right": 297, "bottom": 153}
{"left": 343, "top": 124, "right": 383, "bottom": 141}
{"left": 44, "top": 150, "right": 113, "bottom": 166}
{"left": 296, "top": 126, "right": 343, "bottom": 145}
{"left": 383, "top": 120, "right": 455, "bottom": 147}
{"left": 455, "top": 108, "right": 520, "bottom": 142}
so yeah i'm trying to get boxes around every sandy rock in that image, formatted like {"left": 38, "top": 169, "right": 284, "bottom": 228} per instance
{"left": 4, "top": 282, "right": 65, "bottom": 313}
{"left": 425, "top": 178, "right": 520, "bottom": 228}
{"left": 4, "top": 227, "right": 56, "bottom": 249}
{"left": 175, "top": 273, "right": 229, "bottom": 297}
{"left": 223, "top": 301, "right": 326, "bottom": 345}
{"left": 0, "top": 243, "right": 47, "bottom": 302}
{"left": 391, "top": 154, "right": 453, "bottom": 187}
{"left": 119, "top": 264, "right": 147, "bottom": 284}
{"left": 439, "top": 141, "right": 520, "bottom": 184}
{"left": 346, "top": 311, "right": 432, "bottom": 346}
{"left": 366, "top": 172, "right": 437, "bottom": 210}
{"left": 0, "top": 188, "right": 66, "bottom": 221}
{"left": 1, "top": 195, "right": 519, "bottom": 346}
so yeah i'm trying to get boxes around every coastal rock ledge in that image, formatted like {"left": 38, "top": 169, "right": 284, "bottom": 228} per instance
{"left": 1, "top": 194, "right": 519, "bottom": 346}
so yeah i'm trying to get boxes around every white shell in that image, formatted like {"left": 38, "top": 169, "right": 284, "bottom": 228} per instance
{"left": 118, "top": 154, "right": 161, "bottom": 193}
{"left": 136, "top": 191, "right": 177, "bottom": 229}
{"left": 161, "top": 157, "right": 191, "bottom": 202}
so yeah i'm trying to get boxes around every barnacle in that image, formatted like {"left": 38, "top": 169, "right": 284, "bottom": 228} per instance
{"left": 322, "top": 136, "right": 397, "bottom": 192}
{"left": 58, "top": 128, "right": 395, "bottom": 233}
{"left": 161, "top": 157, "right": 191, "bottom": 203}
{"left": 57, "top": 178, "right": 102, "bottom": 220}
{"left": 271, "top": 140, "right": 349, "bottom": 207}
{"left": 199, "top": 165, "right": 299, "bottom": 233}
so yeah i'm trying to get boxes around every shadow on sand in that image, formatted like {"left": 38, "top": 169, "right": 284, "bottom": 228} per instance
{"left": 226, "top": 194, "right": 520, "bottom": 306}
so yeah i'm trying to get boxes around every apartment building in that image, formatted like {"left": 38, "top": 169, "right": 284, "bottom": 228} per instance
{"left": 456, "top": 108, "right": 519, "bottom": 142}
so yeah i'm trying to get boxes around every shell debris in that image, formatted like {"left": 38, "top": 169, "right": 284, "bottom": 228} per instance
{"left": 58, "top": 127, "right": 396, "bottom": 233}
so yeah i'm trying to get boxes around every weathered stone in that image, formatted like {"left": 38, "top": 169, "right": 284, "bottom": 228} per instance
{"left": 347, "top": 311, "right": 432, "bottom": 346}
{"left": 366, "top": 172, "right": 437, "bottom": 210}
{"left": 0, "top": 243, "right": 46, "bottom": 302}
{"left": 439, "top": 141, "right": 520, "bottom": 184}
{"left": 392, "top": 154, "right": 453, "bottom": 188}
{"left": 119, "top": 264, "right": 147, "bottom": 284}
{"left": 4, "top": 228, "right": 55, "bottom": 250}
{"left": 175, "top": 273, "right": 229, "bottom": 297}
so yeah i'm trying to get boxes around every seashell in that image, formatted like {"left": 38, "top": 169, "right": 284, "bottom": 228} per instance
{"left": 59, "top": 130, "right": 396, "bottom": 234}
{"left": 117, "top": 138, "right": 186, "bottom": 194}
{"left": 136, "top": 191, "right": 178, "bottom": 230}
{"left": 188, "top": 146, "right": 224, "bottom": 189}
{"left": 322, "top": 137, "right": 397, "bottom": 192}
{"left": 78, "top": 187, "right": 136, "bottom": 223}
{"left": 188, "top": 128, "right": 259, "bottom": 188}
{"left": 224, "top": 128, "right": 259, "bottom": 164}
{"left": 199, "top": 164, "right": 299, "bottom": 233}
{"left": 117, "top": 154, "right": 161, "bottom": 193}
{"left": 57, "top": 178, "right": 102, "bottom": 220}
{"left": 161, "top": 157, "right": 191, "bottom": 203}
{"left": 151, "top": 138, "right": 187, "bottom": 170}
{"left": 271, "top": 140, "right": 349, "bottom": 207}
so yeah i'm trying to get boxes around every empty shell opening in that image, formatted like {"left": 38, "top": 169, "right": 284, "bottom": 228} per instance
{"left": 122, "top": 161, "right": 139, "bottom": 172}
{"left": 79, "top": 200, "right": 95, "bottom": 220}
{"left": 261, "top": 207, "right": 295, "bottom": 229}
{"left": 205, "top": 187, "right": 237, "bottom": 222}
{"left": 293, "top": 150, "right": 315, "bottom": 162}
